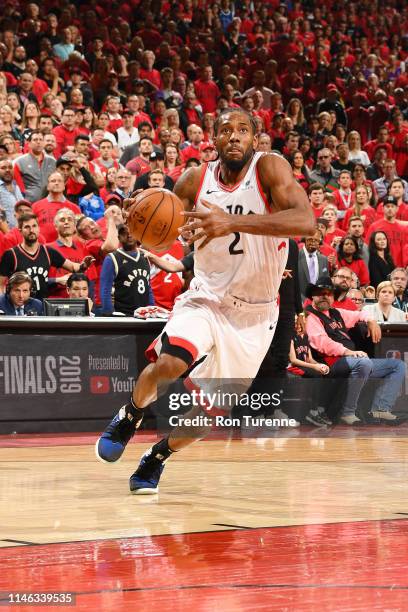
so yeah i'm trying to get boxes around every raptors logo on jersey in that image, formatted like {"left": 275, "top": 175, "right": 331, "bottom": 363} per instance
{"left": 192, "top": 151, "right": 288, "bottom": 304}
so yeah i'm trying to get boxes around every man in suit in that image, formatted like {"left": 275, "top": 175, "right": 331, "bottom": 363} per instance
{"left": 0, "top": 271, "right": 43, "bottom": 315}
{"left": 298, "top": 230, "right": 329, "bottom": 302}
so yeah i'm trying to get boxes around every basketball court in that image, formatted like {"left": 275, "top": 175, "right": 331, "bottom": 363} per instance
{"left": 1, "top": 426, "right": 408, "bottom": 611}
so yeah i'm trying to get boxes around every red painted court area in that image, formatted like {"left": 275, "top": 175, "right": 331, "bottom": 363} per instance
{"left": 1, "top": 519, "right": 408, "bottom": 611}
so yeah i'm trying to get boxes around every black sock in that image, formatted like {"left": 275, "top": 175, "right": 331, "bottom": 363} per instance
{"left": 127, "top": 396, "right": 144, "bottom": 418}
{"left": 151, "top": 437, "right": 174, "bottom": 461}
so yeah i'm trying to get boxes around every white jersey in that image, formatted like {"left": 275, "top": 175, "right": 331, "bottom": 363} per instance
{"left": 192, "top": 151, "right": 288, "bottom": 304}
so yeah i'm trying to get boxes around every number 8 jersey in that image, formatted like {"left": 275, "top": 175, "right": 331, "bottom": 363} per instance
{"left": 192, "top": 152, "right": 288, "bottom": 304}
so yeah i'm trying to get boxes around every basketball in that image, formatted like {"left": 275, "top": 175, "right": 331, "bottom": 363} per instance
{"left": 127, "top": 188, "right": 184, "bottom": 251}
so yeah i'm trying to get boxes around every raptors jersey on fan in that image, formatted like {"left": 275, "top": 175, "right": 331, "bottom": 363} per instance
{"left": 193, "top": 151, "right": 288, "bottom": 304}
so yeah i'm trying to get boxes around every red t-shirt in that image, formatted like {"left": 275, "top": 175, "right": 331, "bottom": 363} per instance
{"left": 125, "top": 156, "right": 151, "bottom": 177}
{"left": 324, "top": 228, "right": 346, "bottom": 246}
{"left": 193, "top": 79, "right": 220, "bottom": 114}
{"left": 390, "top": 129, "right": 408, "bottom": 177}
{"left": 150, "top": 241, "right": 184, "bottom": 310}
{"left": 338, "top": 257, "right": 370, "bottom": 286}
{"left": 311, "top": 205, "right": 325, "bottom": 219}
{"left": 403, "top": 243, "right": 408, "bottom": 267}
{"left": 180, "top": 144, "right": 201, "bottom": 162}
{"left": 52, "top": 125, "right": 81, "bottom": 158}
{"left": 376, "top": 201, "right": 408, "bottom": 222}
{"left": 343, "top": 206, "right": 377, "bottom": 238}
{"left": 47, "top": 239, "right": 97, "bottom": 297}
{"left": 32, "top": 198, "right": 81, "bottom": 242}
{"left": 366, "top": 219, "right": 406, "bottom": 266}
{"left": 139, "top": 68, "right": 161, "bottom": 89}
{"left": 332, "top": 189, "right": 354, "bottom": 213}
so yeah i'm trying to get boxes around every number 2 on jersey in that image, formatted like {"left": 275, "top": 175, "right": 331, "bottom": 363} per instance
{"left": 226, "top": 204, "right": 244, "bottom": 255}
{"left": 229, "top": 232, "right": 243, "bottom": 255}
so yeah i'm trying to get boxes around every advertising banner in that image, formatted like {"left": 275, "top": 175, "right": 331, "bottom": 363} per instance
{"left": 0, "top": 334, "right": 139, "bottom": 427}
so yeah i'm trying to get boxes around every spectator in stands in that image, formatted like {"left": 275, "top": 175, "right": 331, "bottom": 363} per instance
{"left": 112, "top": 169, "right": 133, "bottom": 202}
{"left": 180, "top": 124, "right": 204, "bottom": 161}
{"left": 100, "top": 224, "right": 154, "bottom": 316}
{"left": 289, "top": 150, "right": 310, "bottom": 191}
{"left": 367, "top": 195, "right": 406, "bottom": 267}
{"left": 322, "top": 204, "right": 346, "bottom": 247}
{"left": 373, "top": 159, "right": 408, "bottom": 201}
{"left": 365, "top": 146, "right": 387, "bottom": 181}
{"left": 337, "top": 235, "right": 370, "bottom": 287}
{"left": 347, "top": 216, "right": 369, "bottom": 265}
{"left": 52, "top": 107, "right": 80, "bottom": 158}
{"left": 363, "top": 282, "right": 408, "bottom": 323}
{"left": 0, "top": 271, "right": 43, "bottom": 316}
{"left": 44, "top": 134, "right": 57, "bottom": 158}
{"left": 47, "top": 208, "right": 97, "bottom": 299}
{"left": 94, "top": 139, "right": 121, "bottom": 177}
{"left": 347, "top": 288, "right": 365, "bottom": 311}
{"left": 332, "top": 143, "right": 355, "bottom": 173}
{"left": 13, "top": 131, "right": 56, "bottom": 202}
{"left": 126, "top": 136, "right": 153, "bottom": 177}
{"left": 368, "top": 231, "right": 395, "bottom": 288}
{"left": 0, "top": 159, "right": 23, "bottom": 227}
{"left": 308, "top": 183, "right": 326, "bottom": 219}
{"left": 332, "top": 170, "right": 354, "bottom": 220}
{"left": 331, "top": 267, "right": 358, "bottom": 310}
{"left": 344, "top": 184, "right": 377, "bottom": 238}
{"left": 257, "top": 133, "right": 272, "bottom": 153}
{"left": 31, "top": 171, "right": 81, "bottom": 242}
{"left": 115, "top": 110, "right": 139, "bottom": 155}
{"left": 164, "top": 143, "right": 184, "bottom": 183}
{"left": 390, "top": 268, "right": 408, "bottom": 313}
{"left": 53, "top": 28, "right": 75, "bottom": 61}
{"left": 309, "top": 148, "right": 340, "bottom": 191}
{"left": 305, "top": 277, "right": 405, "bottom": 425}
{"left": 298, "top": 230, "right": 329, "bottom": 302}
{"left": 364, "top": 126, "right": 393, "bottom": 161}
{"left": 347, "top": 131, "right": 371, "bottom": 167}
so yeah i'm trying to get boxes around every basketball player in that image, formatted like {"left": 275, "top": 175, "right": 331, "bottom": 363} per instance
{"left": 96, "top": 109, "right": 315, "bottom": 493}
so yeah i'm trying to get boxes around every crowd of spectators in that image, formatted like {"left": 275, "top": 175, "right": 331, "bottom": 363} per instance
{"left": 0, "top": 0, "right": 407, "bottom": 324}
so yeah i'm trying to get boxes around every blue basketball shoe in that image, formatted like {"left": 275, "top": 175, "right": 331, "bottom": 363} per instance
{"left": 95, "top": 403, "right": 143, "bottom": 463}
{"left": 129, "top": 442, "right": 171, "bottom": 494}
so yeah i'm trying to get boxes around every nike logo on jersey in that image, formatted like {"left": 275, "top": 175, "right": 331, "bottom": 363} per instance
{"left": 278, "top": 241, "right": 286, "bottom": 251}
{"left": 206, "top": 189, "right": 219, "bottom": 194}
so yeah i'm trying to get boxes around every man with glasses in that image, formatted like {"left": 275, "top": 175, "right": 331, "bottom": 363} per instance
{"left": 331, "top": 267, "right": 358, "bottom": 310}
{"left": 52, "top": 108, "right": 80, "bottom": 158}
{"left": 347, "top": 288, "right": 365, "bottom": 311}
{"left": 113, "top": 169, "right": 133, "bottom": 201}
{"left": 309, "top": 148, "right": 340, "bottom": 191}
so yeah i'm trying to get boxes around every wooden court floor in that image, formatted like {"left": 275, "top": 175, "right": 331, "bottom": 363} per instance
{"left": 1, "top": 428, "right": 408, "bottom": 611}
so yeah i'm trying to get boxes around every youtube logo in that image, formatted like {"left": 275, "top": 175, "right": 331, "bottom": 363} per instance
{"left": 90, "top": 376, "right": 110, "bottom": 394}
